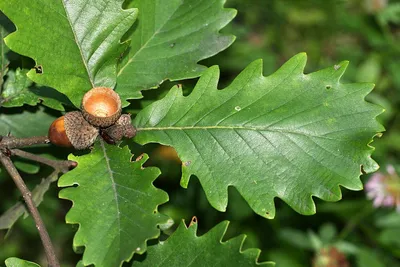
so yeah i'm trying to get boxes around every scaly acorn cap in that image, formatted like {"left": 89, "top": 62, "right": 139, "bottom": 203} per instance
{"left": 81, "top": 87, "right": 122, "bottom": 127}
{"left": 64, "top": 111, "right": 99, "bottom": 150}
{"left": 100, "top": 114, "right": 136, "bottom": 144}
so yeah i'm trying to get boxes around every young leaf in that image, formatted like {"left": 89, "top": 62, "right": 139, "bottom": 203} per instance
{"left": 134, "top": 53, "right": 384, "bottom": 218}
{"left": 58, "top": 141, "right": 169, "bottom": 267}
{"left": 135, "top": 220, "right": 273, "bottom": 266}
{"left": 116, "top": 0, "right": 236, "bottom": 103}
{"left": 5, "top": 257, "right": 40, "bottom": 267}
{"left": 0, "top": 68, "right": 71, "bottom": 110}
{"left": 1, "top": 69, "right": 35, "bottom": 107}
{"left": 0, "top": 0, "right": 137, "bottom": 107}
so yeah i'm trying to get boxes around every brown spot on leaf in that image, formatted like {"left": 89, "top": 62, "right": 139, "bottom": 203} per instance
{"left": 189, "top": 216, "right": 198, "bottom": 227}
{"left": 135, "top": 153, "right": 144, "bottom": 162}
{"left": 34, "top": 65, "right": 43, "bottom": 74}
{"left": 361, "top": 165, "right": 366, "bottom": 175}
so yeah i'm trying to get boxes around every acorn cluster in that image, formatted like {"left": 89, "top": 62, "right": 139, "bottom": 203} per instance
{"left": 48, "top": 87, "right": 136, "bottom": 150}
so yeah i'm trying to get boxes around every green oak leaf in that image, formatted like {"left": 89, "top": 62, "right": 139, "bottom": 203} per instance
{"left": 135, "top": 220, "right": 274, "bottom": 266}
{"left": 5, "top": 258, "right": 40, "bottom": 267}
{"left": 0, "top": 0, "right": 137, "bottom": 107}
{"left": 134, "top": 53, "right": 384, "bottom": 218}
{"left": 0, "top": 68, "right": 71, "bottom": 110}
{"left": 58, "top": 141, "right": 169, "bottom": 267}
{"left": 0, "top": 11, "right": 13, "bottom": 82}
{"left": 116, "top": 0, "right": 236, "bottom": 104}
{"left": 0, "top": 106, "right": 56, "bottom": 137}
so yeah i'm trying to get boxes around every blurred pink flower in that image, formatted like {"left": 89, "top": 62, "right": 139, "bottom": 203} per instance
{"left": 365, "top": 165, "right": 400, "bottom": 211}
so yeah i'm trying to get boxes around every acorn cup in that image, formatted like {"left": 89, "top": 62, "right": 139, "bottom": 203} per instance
{"left": 100, "top": 114, "right": 136, "bottom": 144}
{"left": 81, "top": 87, "right": 122, "bottom": 128}
{"left": 48, "top": 111, "right": 99, "bottom": 150}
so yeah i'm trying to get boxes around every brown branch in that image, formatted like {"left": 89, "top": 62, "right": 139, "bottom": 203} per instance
{"left": 0, "top": 151, "right": 60, "bottom": 267}
{"left": 10, "top": 149, "right": 77, "bottom": 173}
{"left": 0, "top": 170, "right": 59, "bottom": 230}
{"left": 0, "top": 135, "right": 50, "bottom": 149}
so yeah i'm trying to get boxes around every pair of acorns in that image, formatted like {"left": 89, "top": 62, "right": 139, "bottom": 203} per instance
{"left": 48, "top": 87, "right": 136, "bottom": 150}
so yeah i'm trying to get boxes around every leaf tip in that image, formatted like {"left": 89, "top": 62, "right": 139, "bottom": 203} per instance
{"left": 281, "top": 53, "right": 308, "bottom": 74}
{"left": 333, "top": 60, "right": 349, "bottom": 80}
{"left": 227, "top": 7, "right": 238, "bottom": 19}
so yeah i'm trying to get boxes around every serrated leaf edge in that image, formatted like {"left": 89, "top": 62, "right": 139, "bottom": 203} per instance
{"left": 134, "top": 52, "right": 385, "bottom": 218}
{"left": 58, "top": 142, "right": 169, "bottom": 266}
{"left": 165, "top": 219, "right": 275, "bottom": 266}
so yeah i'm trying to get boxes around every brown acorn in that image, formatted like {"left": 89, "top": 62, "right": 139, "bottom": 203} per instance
{"left": 100, "top": 114, "right": 136, "bottom": 144}
{"left": 81, "top": 87, "right": 122, "bottom": 127}
{"left": 48, "top": 116, "right": 72, "bottom": 148}
{"left": 48, "top": 111, "right": 99, "bottom": 150}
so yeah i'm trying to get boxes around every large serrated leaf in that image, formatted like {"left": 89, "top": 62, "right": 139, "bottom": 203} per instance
{"left": 0, "top": 0, "right": 137, "bottom": 107}
{"left": 135, "top": 220, "right": 274, "bottom": 266}
{"left": 116, "top": 0, "right": 236, "bottom": 104}
{"left": 134, "top": 53, "right": 384, "bottom": 218}
{"left": 58, "top": 141, "right": 169, "bottom": 267}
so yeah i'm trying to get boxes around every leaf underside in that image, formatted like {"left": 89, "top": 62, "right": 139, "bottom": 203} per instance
{"left": 58, "top": 141, "right": 169, "bottom": 267}
{"left": 116, "top": 0, "right": 236, "bottom": 104}
{"left": 135, "top": 220, "right": 274, "bottom": 266}
{"left": 0, "top": 0, "right": 137, "bottom": 107}
{"left": 134, "top": 53, "right": 384, "bottom": 218}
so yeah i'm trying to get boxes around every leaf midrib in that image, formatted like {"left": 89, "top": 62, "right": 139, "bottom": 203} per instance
{"left": 117, "top": 1, "right": 183, "bottom": 76}
{"left": 61, "top": 0, "right": 95, "bottom": 87}
{"left": 100, "top": 140, "right": 121, "bottom": 253}
{"left": 136, "top": 125, "right": 374, "bottom": 143}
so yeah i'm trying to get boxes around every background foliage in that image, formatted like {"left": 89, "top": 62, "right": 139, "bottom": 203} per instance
{"left": 1, "top": 0, "right": 400, "bottom": 266}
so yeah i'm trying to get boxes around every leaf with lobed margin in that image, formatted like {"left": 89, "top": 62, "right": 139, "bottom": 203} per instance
{"left": 116, "top": 0, "right": 236, "bottom": 105}
{"left": 135, "top": 219, "right": 274, "bottom": 266}
{"left": 58, "top": 141, "right": 169, "bottom": 266}
{"left": 134, "top": 53, "right": 384, "bottom": 218}
{"left": 0, "top": 0, "right": 137, "bottom": 107}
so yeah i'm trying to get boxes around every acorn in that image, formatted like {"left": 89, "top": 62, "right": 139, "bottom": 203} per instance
{"left": 100, "top": 114, "right": 136, "bottom": 144}
{"left": 48, "top": 111, "right": 99, "bottom": 150}
{"left": 81, "top": 87, "right": 122, "bottom": 127}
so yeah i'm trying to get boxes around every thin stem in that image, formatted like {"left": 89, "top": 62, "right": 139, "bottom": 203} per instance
{"left": 0, "top": 136, "right": 50, "bottom": 149}
{"left": 11, "top": 149, "right": 77, "bottom": 173}
{"left": 0, "top": 152, "right": 60, "bottom": 267}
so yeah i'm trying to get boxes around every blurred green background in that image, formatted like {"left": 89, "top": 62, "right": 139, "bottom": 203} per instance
{"left": 1, "top": 0, "right": 400, "bottom": 266}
